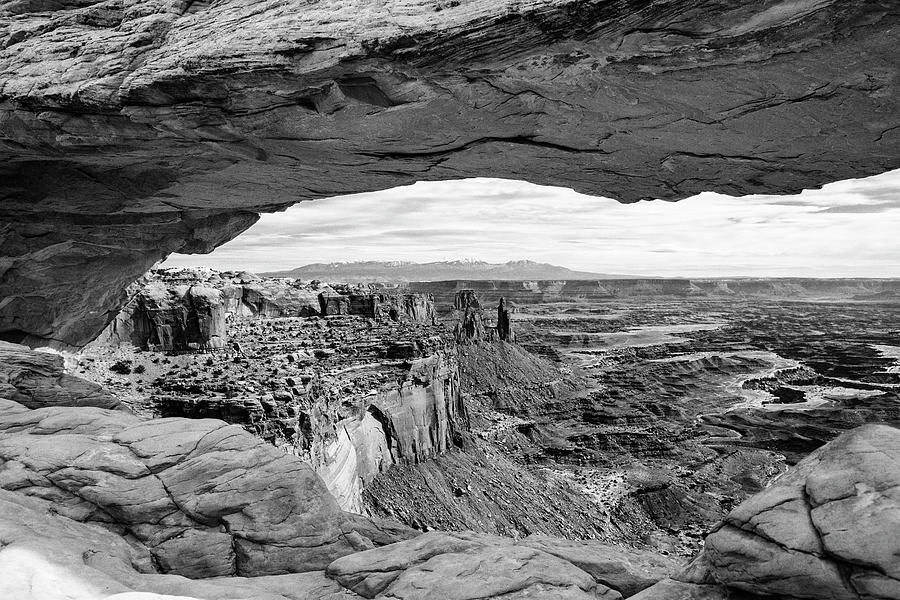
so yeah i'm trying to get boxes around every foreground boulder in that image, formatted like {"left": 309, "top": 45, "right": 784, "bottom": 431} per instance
{"left": 326, "top": 531, "right": 623, "bottom": 599}
{"left": 0, "top": 489, "right": 359, "bottom": 600}
{"left": 0, "top": 397, "right": 414, "bottom": 578}
{"left": 0, "top": 340, "right": 119, "bottom": 410}
{"left": 521, "top": 535, "right": 680, "bottom": 597}
{"left": 680, "top": 423, "right": 900, "bottom": 600}
{"left": 627, "top": 579, "right": 733, "bottom": 600}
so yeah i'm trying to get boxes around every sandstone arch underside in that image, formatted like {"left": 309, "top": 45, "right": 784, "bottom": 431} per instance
{"left": 1, "top": 0, "right": 898, "bottom": 347}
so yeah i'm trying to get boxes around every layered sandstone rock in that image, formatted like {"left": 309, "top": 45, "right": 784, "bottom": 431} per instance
{"left": 0, "top": 341, "right": 668, "bottom": 599}
{"left": 307, "top": 349, "right": 465, "bottom": 512}
{"left": 0, "top": 396, "right": 415, "bottom": 578}
{"left": 521, "top": 535, "right": 680, "bottom": 598}
{"left": 453, "top": 290, "right": 486, "bottom": 343}
{"left": 121, "top": 280, "right": 229, "bottom": 351}
{"left": 326, "top": 531, "right": 622, "bottom": 599}
{"left": 0, "top": 340, "right": 119, "bottom": 410}
{"left": 2, "top": 0, "right": 898, "bottom": 347}
{"left": 91, "top": 272, "right": 459, "bottom": 513}
{"left": 98, "top": 269, "right": 438, "bottom": 351}
{"left": 679, "top": 423, "right": 900, "bottom": 600}
{"left": 234, "top": 279, "right": 324, "bottom": 318}
{"left": 0, "top": 489, "right": 364, "bottom": 600}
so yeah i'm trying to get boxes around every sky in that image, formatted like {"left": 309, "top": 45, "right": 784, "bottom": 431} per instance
{"left": 162, "top": 169, "right": 900, "bottom": 277}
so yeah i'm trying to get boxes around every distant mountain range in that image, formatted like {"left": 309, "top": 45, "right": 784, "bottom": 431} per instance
{"left": 261, "top": 260, "right": 636, "bottom": 282}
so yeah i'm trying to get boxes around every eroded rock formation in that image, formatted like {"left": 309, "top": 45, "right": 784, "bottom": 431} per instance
{"left": 99, "top": 268, "right": 437, "bottom": 351}
{"left": 4, "top": 329, "right": 900, "bottom": 599}
{"left": 453, "top": 290, "right": 486, "bottom": 343}
{"left": 86, "top": 271, "right": 459, "bottom": 513}
{"left": 0, "top": 489, "right": 360, "bottom": 600}
{"left": 0, "top": 340, "right": 119, "bottom": 410}
{"left": 678, "top": 423, "right": 900, "bottom": 600}
{"left": 497, "top": 297, "right": 513, "bottom": 342}
{"left": 2, "top": 0, "right": 898, "bottom": 347}
{"left": 326, "top": 531, "right": 626, "bottom": 599}
{"left": 0, "top": 342, "right": 668, "bottom": 600}
{"left": 0, "top": 394, "right": 414, "bottom": 579}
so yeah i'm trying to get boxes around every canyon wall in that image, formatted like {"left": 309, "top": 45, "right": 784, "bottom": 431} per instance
{"left": 142, "top": 343, "right": 464, "bottom": 514}
{"left": 412, "top": 278, "right": 900, "bottom": 310}
{"left": 97, "top": 269, "right": 459, "bottom": 512}
{"left": 98, "top": 269, "right": 437, "bottom": 351}
{"left": 311, "top": 350, "right": 465, "bottom": 513}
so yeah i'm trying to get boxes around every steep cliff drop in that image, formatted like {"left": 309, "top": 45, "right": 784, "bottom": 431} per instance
{"left": 83, "top": 268, "right": 462, "bottom": 514}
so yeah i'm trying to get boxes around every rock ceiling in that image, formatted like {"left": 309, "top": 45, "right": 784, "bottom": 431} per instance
{"left": 1, "top": 0, "right": 898, "bottom": 346}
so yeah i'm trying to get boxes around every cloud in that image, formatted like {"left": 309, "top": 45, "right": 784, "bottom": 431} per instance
{"left": 817, "top": 203, "right": 900, "bottom": 214}
{"left": 163, "top": 169, "right": 900, "bottom": 277}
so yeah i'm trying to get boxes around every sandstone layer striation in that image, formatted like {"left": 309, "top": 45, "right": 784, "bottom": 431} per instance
{"left": 2, "top": 0, "right": 899, "bottom": 346}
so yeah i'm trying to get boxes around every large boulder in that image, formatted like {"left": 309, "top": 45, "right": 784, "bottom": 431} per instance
{"left": 627, "top": 579, "right": 732, "bottom": 600}
{"left": 0, "top": 397, "right": 414, "bottom": 578}
{"left": 0, "top": 340, "right": 119, "bottom": 409}
{"left": 0, "top": 488, "right": 359, "bottom": 600}
{"left": 520, "top": 535, "right": 681, "bottom": 597}
{"left": 326, "top": 531, "right": 621, "bottom": 599}
{"left": 680, "top": 424, "right": 900, "bottom": 600}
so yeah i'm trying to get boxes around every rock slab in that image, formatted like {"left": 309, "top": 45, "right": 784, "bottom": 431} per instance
{"left": 681, "top": 423, "right": 900, "bottom": 600}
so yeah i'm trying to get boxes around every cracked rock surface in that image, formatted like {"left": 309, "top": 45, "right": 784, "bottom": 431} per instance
{"left": 680, "top": 423, "right": 900, "bottom": 600}
{"left": 326, "top": 530, "right": 623, "bottom": 599}
{"left": 0, "top": 387, "right": 414, "bottom": 579}
{"left": 0, "top": 488, "right": 360, "bottom": 600}
{"left": 2, "top": 0, "right": 899, "bottom": 347}
{"left": 0, "top": 340, "right": 120, "bottom": 409}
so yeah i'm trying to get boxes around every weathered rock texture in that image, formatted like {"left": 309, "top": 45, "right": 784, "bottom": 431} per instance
{"left": 326, "top": 531, "right": 624, "bottom": 599}
{"left": 0, "top": 342, "right": 665, "bottom": 599}
{"left": 2, "top": 0, "right": 899, "bottom": 347}
{"left": 0, "top": 394, "right": 414, "bottom": 579}
{"left": 110, "top": 279, "right": 231, "bottom": 351}
{"left": 453, "top": 290, "right": 486, "bottom": 343}
{"left": 680, "top": 423, "right": 900, "bottom": 600}
{"left": 497, "top": 297, "right": 513, "bottom": 342}
{"left": 0, "top": 340, "right": 119, "bottom": 410}
{"left": 312, "top": 349, "right": 465, "bottom": 512}
{"left": 100, "top": 268, "right": 437, "bottom": 351}
{"left": 0, "top": 488, "right": 363, "bottom": 600}
{"left": 94, "top": 271, "right": 458, "bottom": 513}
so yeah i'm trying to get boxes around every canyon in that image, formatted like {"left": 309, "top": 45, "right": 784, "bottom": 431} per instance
{"left": 4, "top": 267, "right": 895, "bottom": 598}
{"left": 2, "top": 0, "right": 900, "bottom": 598}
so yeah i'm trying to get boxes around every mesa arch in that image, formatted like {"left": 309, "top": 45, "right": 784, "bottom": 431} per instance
{"left": 1, "top": 0, "right": 898, "bottom": 348}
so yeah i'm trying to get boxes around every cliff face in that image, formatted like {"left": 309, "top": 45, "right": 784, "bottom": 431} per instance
{"left": 99, "top": 268, "right": 437, "bottom": 351}
{"left": 412, "top": 278, "right": 900, "bottom": 310}
{"left": 320, "top": 350, "right": 464, "bottom": 512}
{"left": 2, "top": 0, "right": 899, "bottom": 347}
{"left": 91, "top": 269, "right": 460, "bottom": 512}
